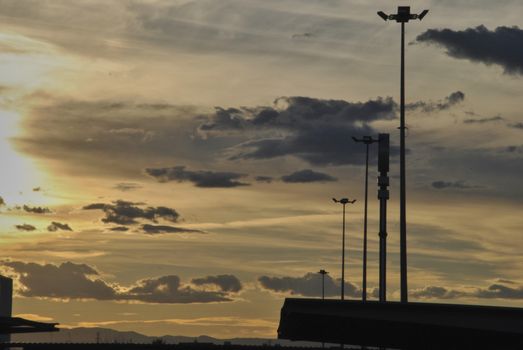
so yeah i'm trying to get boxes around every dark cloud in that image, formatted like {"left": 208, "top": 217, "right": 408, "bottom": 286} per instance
{"left": 463, "top": 116, "right": 504, "bottom": 124}
{"left": 475, "top": 283, "right": 523, "bottom": 299}
{"left": 4, "top": 261, "right": 241, "bottom": 304}
{"left": 410, "top": 286, "right": 466, "bottom": 299}
{"left": 23, "top": 205, "right": 51, "bottom": 214}
{"left": 0, "top": 197, "right": 5, "bottom": 206}
{"left": 47, "top": 222, "right": 73, "bottom": 232}
{"left": 407, "top": 91, "right": 465, "bottom": 113}
{"left": 431, "top": 180, "right": 481, "bottom": 190}
{"left": 416, "top": 25, "right": 523, "bottom": 75}
{"left": 191, "top": 275, "right": 243, "bottom": 293}
{"left": 4, "top": 261, "right": 117, "bottom": 300}
{"left": 32, "top": 187, "right": 41, "bottom": 192}
{"left": 15, "top": 224, "right": 36, "bottom": 232}
{"left": 508, "top": 122, "right": 523, "bottom": 129}
{"left": 281, "top": 169, "right": 337, "bottom": 183}
{"left": 113, "top": 183, "right": 142, "bottom": 192}
{"left": 125, "top": 275, "right": 233, "bottom": 304}
{"left": 216, "top": 96, "right": 396, "bottom": 166}
{"left": 141, "top": 224, "right": 203, "bottom": 235}
{"left": 83, "top": 200, "right": 180, "bottom": 225}
{"left": 258, "top": 273, "right": 360, "bottom": 298}
{"left": 254, "top": 176, "right": 273, "bottom": 183}
{"left": 145, "top": 166, "right": 249, "bottom": 188}
{"left": 411, "top": 281, "right": 523, "bottom": 300}
{"left": 109, "top": 226, "right": 129, "bottom": 232}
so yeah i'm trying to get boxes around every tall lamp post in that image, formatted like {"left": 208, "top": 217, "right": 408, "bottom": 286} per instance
{"left": 377, "top": 6, "right": 428, "bottom": 303}
{"left": 352, "top": 136, "right": 379, "bottom": 302}
{"left": 318, "top": 269, "right": 329, "bottom": 300}
{"left": 332, "top": 197, "right": 356, "bottom": 300}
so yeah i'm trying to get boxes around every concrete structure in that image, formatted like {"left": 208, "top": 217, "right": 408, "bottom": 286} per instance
{"left": 0, "top": 276, "right": 12, "bottom": 343}
{"left": 278, "top": 298, "right": 523, "bottom": 349}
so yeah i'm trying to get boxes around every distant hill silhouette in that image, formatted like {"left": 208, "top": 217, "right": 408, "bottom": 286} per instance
{"left": 12, "top": 327, "right": 319, "bottom": 347}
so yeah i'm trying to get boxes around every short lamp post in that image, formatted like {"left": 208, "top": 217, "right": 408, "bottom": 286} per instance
{"left": 332, "top": 197, "right": 356, "bottom": 300}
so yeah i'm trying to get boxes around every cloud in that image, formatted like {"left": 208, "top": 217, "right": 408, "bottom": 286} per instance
{"left": 23, "top": 205, "right": 51, "bottom": 214}
{"left": 431, "top": 180, "right": 481, "bottom": 190}
{"left": 4, "top": 261, "right": 117, "bottom": 300}
{"left": 475, "top": 283, "right": 523, "bottom": 299}
{"left": 83, "top": 200, "right": 180, "bottom": 225}
{"left": 463, "top": 116, "right": 504, "bottom": 124}
{"left": 410, "top": 286, "right": 466, "bottom": 299}
{"left": 32, "top": 187, "right": 41, "bottom": 192}
{"left": 508, "top": 122, "right": 523, "bottom": 129}
{"left": 254, "top": 176, "right": 273, "bottom": 183}
{"left": 15, "top": 224, "right": 36, "bottom": 232}
{"left": 416, "top": 25, "right": 523, "bottom": 75}
{"left": 109, "top": 226, "right": 129, "bottom": 232}
{"left": 411, "top": 281, "right": 523, "bottom": 300}
{"left": 281, "top": 169, "right": 337, "bottom": 183}
{"left": 145, "top": 166, "right": 249, "bottom": 188}
{"left": 207, "top": 96, "right": 396, "bottom": 166}
{"left": 113, "top": 183, "right": 142, "bottom": 192}
{"left": 407, "top": 91, "right": 465, "bottom": 113}
{"left": 125, "top": 275, "right": 234, "bottom": 304}
{"left": 0, "top": 196, "right": 4, "bottom": 206}
{"left": 47, "top": 222, "right": 73, "bottom": 232}
{"left": 141, "top": 224, "right": 203, "bottom": 235}
{"left": 258, "top": 272, "right": 360, "bottom": 298}
{"left": 4, "top": 261, "right": 241, "bottom": 304}
{"left": 191, "top": 275, "right": 243, "bottom": 293}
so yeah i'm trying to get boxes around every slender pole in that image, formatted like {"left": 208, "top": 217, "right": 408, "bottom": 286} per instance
{"left": 362, "top": 143, "right": 369, "bottom": 302}
{"left": 341, "top": 203, "right": 346, "bottom": 300}
{"left": 322, "top": 273, "right": 325, "bottom": 300}
{"left": 399, "top": 21, "right": 408, "bottom": 303}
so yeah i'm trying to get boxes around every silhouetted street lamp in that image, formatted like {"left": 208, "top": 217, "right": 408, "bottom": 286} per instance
{"left": 332, "top": 197, "right": 356, "bottom": 300}
{"left": 377, "top": 6, "right": 428, "bottom": 303}
{"left": 352, "top": 136, "right": 379, "bottom": 302}
{"left": 318, "top": 269, "right": 329, "bottom": 300}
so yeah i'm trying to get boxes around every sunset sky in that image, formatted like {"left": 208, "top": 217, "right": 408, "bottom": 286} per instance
{"left": 0, "top": 0, "right": 522, "bottom": 339}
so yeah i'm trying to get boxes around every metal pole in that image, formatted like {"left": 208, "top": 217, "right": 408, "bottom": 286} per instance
{"left": 341, "top": 203, "right": 346, "bottom": 300}
{"left": 399, "top": 21, "right": 408, "bottom": 304}
{"left": 378, "top": 134, "right": 390, "bottom": 303}
{"left": 362, "top": 143, "right": 369, "bottom": 302}
{"left": 322, "top": 273, "right": 325, "bottom": 300}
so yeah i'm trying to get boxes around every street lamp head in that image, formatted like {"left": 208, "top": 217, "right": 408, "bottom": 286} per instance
{"left": 418, "top": 9, "right": 429, "bottom": 20}
{"left": 318, "top": 269, "right": 328, "bottom": 275}
{"left": 379, "top": 7, "right": 429, "bottom": 23}
{"left": 377, "top": 11, "right": 388, "bottom": 21}
{"left": 333, "top": 197, "right": 356, "bottom": 204}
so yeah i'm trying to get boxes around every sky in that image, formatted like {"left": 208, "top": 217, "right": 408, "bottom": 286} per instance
{"left": 0, "top": 0, "right": 523, "bottom": 339}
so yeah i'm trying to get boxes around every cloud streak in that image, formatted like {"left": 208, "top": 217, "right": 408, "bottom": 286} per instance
{"left": 83, "top": 200, "right": 180, "bottom": 225}
{"left": 47, "top": 222, "right": 73, "bottom": 232}
{"left": 281, "top": 169, "right": 337, "bottom": 183}
{"left": 145, "top": 166, "right": 249, "bottom": 188}
{"left": 23, "top": 205, "right": 51, "bottom": 214}
{"left": 141, "top": 224, "right": 203, "bottom": 235}
{"left": 15, "top": 224, "right": 36, "bottom": 232}
{"left": 412, "top": 281, "right": 523, "bottom": 300}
